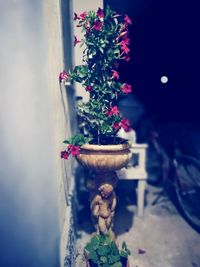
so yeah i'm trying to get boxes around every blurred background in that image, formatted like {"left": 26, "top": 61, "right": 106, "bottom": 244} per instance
{"left": 105, "top": 0, "right": 200, "bottom": 124}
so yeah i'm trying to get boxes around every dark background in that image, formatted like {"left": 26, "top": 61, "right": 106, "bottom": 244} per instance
{"left": 104, "top": 0, "right": 200, "bottom": 124}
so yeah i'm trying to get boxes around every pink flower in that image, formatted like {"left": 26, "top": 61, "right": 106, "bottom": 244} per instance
{"left": 111, "top": 70, "right": 119, "bottom": 80}
{"left": 74, "top": 36, "right": 81, "bottom": 47}
{"left": 59, "top": 71, "right": 69, "bottom": 83}
{"left": 68, "top": 144, "right": 80, "bottom": 156}
{"left": 79, "top": 11, "right": 87, "bottom": 20}
{"left": 92, "top": 20, "right": 102, "bottom": 31}
{"left": 121, "top": 43, "right": 130, "bottom": 55}
{"left": 122, "top": 55, "right": 131, "bottom": 62}
{"left": 121, "top": 83, "right": 132, "bottom": 94}
{"left": 97, "top": 8, "right": 104, "bottom": 18}
{"left": 124, "top": 15, "right": 132, "bottom": 26}
{"left": 107, "top": 106, "right": 120, "bottom": 116}
{"left": 122, "top": 37, "right": 130, "bottom": 45}
{"left": 61, "top": 150, "right": 69, "bottom": 159}
{"left": 85, "top": 85, "right": 93, "bottom": 92}
{"left": 120, "top": 118, "right": 131, "bottom": 132}
{"left": 113, "top": 122, "right": 121, "bottom": 130}
{"left": 112, "top": 118, "right": 131, "bottom": 132}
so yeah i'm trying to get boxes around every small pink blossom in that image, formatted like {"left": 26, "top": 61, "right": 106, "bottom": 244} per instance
{"left": 85, "top": 85, "right": 93, "bottom": 92}
{"left": 113, "top": 119, "right": 131, "bottom": 132}
{"left": 107, "top": 106, "right": 119, "bottom": 116}
{"left": 113, "top": 122, "right": 121, "bottom": 130}
{"left": 121, "top": 83, "right": 132, "bottom": 94}
{"left": 111, "top": 70, "right": 119, "bottom": 80}
{"left": 97, "top": 8, "right": 104, "bottom": 18}
{"left": 68, "top": 144, "right": 80, "bottom": 156}
{"left": 120, "top": 118, "right": 131, "bottom": 132}
{"left": 122, "top": 54, "right": 131, "bottom": 62}
{"left": 61, "top": 150, "right": 69, "bottom": 159}
{"left": 92, "top": 20, "right": 102, "bottom": 31}
{"left": 124, "top": 15, "right": 132, "bottom": 26}
{"left": 74, "top": 36, "right": 81, "bottom": 47}
{"left": 79, "top": 11, "right": 87, "bottom": 20}
{"left": 59, "top": 71, "right": 69, "bottom": 83}
{"left": 122, "top": 37, "right": 130, "bottom": 45}
{"left": 121, "top": 43, "right": 130, "bottom": 55}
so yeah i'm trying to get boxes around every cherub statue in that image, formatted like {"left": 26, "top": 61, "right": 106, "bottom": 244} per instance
{"left": 90, "top": 182, "right": 117, "bottom": 239}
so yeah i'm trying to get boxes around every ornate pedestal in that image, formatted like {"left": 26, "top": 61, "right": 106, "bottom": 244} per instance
{"left": 76, "top": 143, "right": 131, "bottom": 237}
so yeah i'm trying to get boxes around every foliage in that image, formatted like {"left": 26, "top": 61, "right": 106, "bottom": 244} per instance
{"left": 60, "top": 6, "right": 133, "bottom": 158}
{"left": 84, "top": 234, "right": 131, "bottom": 267}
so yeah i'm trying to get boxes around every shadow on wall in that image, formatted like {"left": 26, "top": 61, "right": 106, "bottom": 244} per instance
{"left": 0, "top": 1, "right": 59, "bottom": 267}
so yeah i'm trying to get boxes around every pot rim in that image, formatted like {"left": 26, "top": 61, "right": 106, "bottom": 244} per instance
{"left": 80, "top": 142, "right": 130, "bottom": 152}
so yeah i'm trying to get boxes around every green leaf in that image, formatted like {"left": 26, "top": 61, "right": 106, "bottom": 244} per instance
{"left": 108, "top": 254, "right": 120, "bottom": 264}
{"left": 121, "top": 241, "right": 131, "bottom": 256}
{"left": 97, "top": 245, "right": 110, "bottom": 256}
{"left": 85, "top": 235, "right": 99, "bottom": 253}
{"left": 120, "top": 251, "right": 128, "bottom": 258}
{"left": 99, "top": 47, "right": 104, "bottom": 54}
{"left": 104, "top": 235, "right": 112, "bottom": 245}
{"left": 66, "top": 134, "right": 89, "bottom": 146}
{"left": 111, "top": 262, "right": 122, "bottom": 267}
{"left": 89, "top": 251, "right": 98, "bottom": 263}
{"left": 90, "top": 235, "right": 99, "bottom": 247}
{"left": 100, "top": 123, "right": 113, "bottom": 134}
{"left": 85, "top": 243, "right": 93, "bottom": 252}
{"left": 98, "top": 234, "right": 105, "bottom": 245}
{"left": 122, "top": 242, "right": 127, "bottom": 250}
{"left": 100, "top": 256, "right": 107, "bottom": 263}
{"left": 110, "top": 242, "right": 119, "bottom": 255}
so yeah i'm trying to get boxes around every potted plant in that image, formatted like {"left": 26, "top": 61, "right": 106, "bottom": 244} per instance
{"left": 84, "top": 234, "right": 131, "bottom": 267}
{"left": 60, "top": 6, "right": 133, "bottom": 237}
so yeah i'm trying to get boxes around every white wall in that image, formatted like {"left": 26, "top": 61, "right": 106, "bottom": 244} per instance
{"left": 0, "top": 1, "right": 59, "bottom": 267}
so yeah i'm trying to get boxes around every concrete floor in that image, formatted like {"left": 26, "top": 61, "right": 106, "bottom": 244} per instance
{"left": 75, "top": 181, "right": 200, "bottom": 267}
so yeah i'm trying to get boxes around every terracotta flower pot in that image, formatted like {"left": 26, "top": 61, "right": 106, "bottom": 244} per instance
{"left": 76, "top": 142, "right": 131, "bottom": 172}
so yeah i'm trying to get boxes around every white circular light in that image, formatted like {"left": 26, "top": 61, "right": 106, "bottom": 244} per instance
{"left": 161, "top": 76, "right": 168, "bottom": 84}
